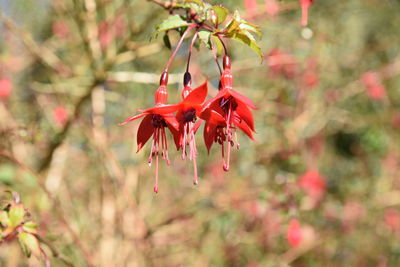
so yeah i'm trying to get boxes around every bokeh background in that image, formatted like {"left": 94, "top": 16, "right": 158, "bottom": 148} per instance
{"left": 1, "top": 0, "right": 400, "bottom": 266}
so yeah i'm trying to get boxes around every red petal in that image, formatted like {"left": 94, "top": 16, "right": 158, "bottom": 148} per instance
{"left": 193, "top": 119, "right": 202, "bottom": 134}
{"left": 229, "top": 89, "right": 257, "bottom": 109}
{"left": 184, "top": 81, "right": 208, "bottom": 105}
{"left": 234, "top": 118, "right": 255, "bottom": 140}
{"left": 140, "top": 104, "right": 180, "bottom": 114}
{"left": 208, "top": 109, "right": 225, "bottom": 125}
{"left": 119, "top": 113, "right": 146, "bottom": 126}
{"left": 204, "top": 122, "right": 217, "bottom": 153}
{"left": 168, "top": 123, "right": 182, "bottom": 150}
{"left": 163, "top": 114, "right": 179, "bottom": 131}
{"left": 136, "top": 115, "right": 154, "bottom": 152}
{"left": 235, "top": 103, "right": 255, "bottom": 131}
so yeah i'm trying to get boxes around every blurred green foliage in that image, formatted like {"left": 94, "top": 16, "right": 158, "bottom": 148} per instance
{"left": 1, "top": 0, "right": 400, "bottom": 266}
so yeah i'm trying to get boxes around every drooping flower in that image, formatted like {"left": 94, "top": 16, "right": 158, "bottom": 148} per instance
{"left": 119, "top": 72, "right": 179, "bottom": 193}
{"left": 200, "top": 55, "right": 256, "bottom": 171}
{"left": 287, "top": 219, "right": 303, "bottom": 247}
{"left": 141, "top": 72, "right": 215, "bottom": 185}
{"left": 300, "top": 0, "right": 313, "bottom": 26}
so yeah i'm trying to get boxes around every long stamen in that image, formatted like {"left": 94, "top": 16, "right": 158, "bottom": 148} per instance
{"left": 154, "top": 148, "right": 159, "bottom": 193}
{"left": 162, "top": 127, "right": 170, "bottom": 165}
{"left": 148, "top": 130, "right": 156, "bottom": 166}
{"left": 190, "top": 124, "right": 198, "bottom": 185}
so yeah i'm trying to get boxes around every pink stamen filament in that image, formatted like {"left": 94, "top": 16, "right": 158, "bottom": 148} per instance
{"left": 301, "top": 3, "right": 309, "bottom": 26}
{"left": 182, "top": 122, "right": 199, "bottom": 184}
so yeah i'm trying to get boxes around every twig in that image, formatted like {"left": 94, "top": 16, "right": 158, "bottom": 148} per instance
{"left": 0, "top": 151, "right": 96, "bottom": 267}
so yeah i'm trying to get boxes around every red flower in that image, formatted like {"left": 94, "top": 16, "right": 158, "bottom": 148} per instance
{"left": 119, "top": 72, "right": 179, "bottom": 193}
{"left": 287, "top": 219, "right": 303, "bottom": 247}
{"left": 298, "top": 169, "right": 326, "bottom": 199}
{"left": 142, "top": 73, "right": 212, "bottom": 185}
{"left": 200, "top": 56, "right": 256, "bottom": 171}
{"left": 300, "top": 0, "right": 313, "bottom": 26}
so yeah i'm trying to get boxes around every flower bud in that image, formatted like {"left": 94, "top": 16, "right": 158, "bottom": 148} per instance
{"left": 183, "top": 72, "right": 192, "bottom": 87}
{"left": 159, "top": 71, "right": 169, "bottom": 86}
{"left": 223, "top": 55, "right": 231, "bottom": 70}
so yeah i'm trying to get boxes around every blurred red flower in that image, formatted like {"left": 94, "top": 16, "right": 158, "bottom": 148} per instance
{"left": 300, "top": 0, "right": 313, "bottom": 26}
{"left": 53, "top": 106, "right": 68, "bottom": 126}
{"left": 384, "top": 208, "right": 400, "bottom": 232}
{"left": 244, "top": 0, "right": 258, "bottom": 18}
{"left": 52, "top": 21, "right": 70, "bottom": 39}
{"left": 367, "top": 84, "right": 386, "bottom": 100}
{"left": 0, "top": 78, "right": 13, "bottom": 99}
{"left": 298, "top": 169, "right": 326, "bottom": 199}
{"left": 287, "top": 219, "right": 303, "bottom": 247}
{"left": 265, "top": 0, "right": 280, "bottom": 17}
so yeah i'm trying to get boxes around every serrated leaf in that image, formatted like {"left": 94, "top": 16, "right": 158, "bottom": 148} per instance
{"left": 239, "top": 22, "right": 262, "bottom": 38}
{"left": 18, "top": 232, "right": 41, "bottom": 257}
{"left": 211, "top": 36, "right": 224, "bottom": 56}
{"left": 19, "top": 237, "right": 31, "bottom": 257}
{"left": 225, "top": 18, "right": 241, "bottom": 36}
{"left": 230, "top": 31, "right": 263, "bottom": 58}
{"left": 185, "top": 0, "right": 204, "bottom": 7}
{"left": 154, "top": 15, "right": 190, "bottom": 37}
{"left": 212, "top": 5, "right": 228, "bottom": 25}
{"left": 163, "top": 33, "right": 171, "bottom": 50}
{"left": 22, "top": 221, "right": 38, "bottom": 234}
{"left": 198, "top": 30, "right": 212, "bottom": 49}
{"left": 9, "top": 203, "right": 25, "bottom": 227}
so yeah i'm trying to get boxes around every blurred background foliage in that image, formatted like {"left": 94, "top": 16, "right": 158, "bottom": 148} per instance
{"left": 1, "top": 0, "right": 400, "bottom": 266}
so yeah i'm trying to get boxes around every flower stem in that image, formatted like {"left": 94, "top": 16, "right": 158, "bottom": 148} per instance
{"left": 216, "top": 34, "right": 228, "bottom": 56}
{"left": 186, "top": 31, "right": 199, "bottom": 73}
{"left": 164, "top": 25, "right": 196, "bottom": 72}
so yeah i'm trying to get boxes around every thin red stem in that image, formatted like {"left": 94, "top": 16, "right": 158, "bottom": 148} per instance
{"left": 216, "top": 34, "right": 228, "bottom": 56}
{"left": 186, "top": 31, "right": 199, "bottom": 73}
{"left": 164, "top": 25, "right": 196, "bottom": 72}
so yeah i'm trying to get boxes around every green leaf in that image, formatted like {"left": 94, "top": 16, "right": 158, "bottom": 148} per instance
{"left": 198, "top": 30, "right": 212, "bottom": 49}
{"left": 239, "top": 21, "right": 262, "bottom": 38}
{"left": 185, "top": 0, "right": 204, "bottom": 7}
{"left": 212, "top": 5, "right": 228, "bottom": 25}
{"left": 153, "top": 15, "right": 190, "bottom": 37}
{"left": 9, "top": 203, "right": 25, "bottom": 227}
{"left": 163, "top": 33, "right": 171, "bottom": 50}
{"left": 0, "top": 210, "right": 9, "bottom": 226}
{"left": 230, "top": 31, "right": 263, "bottom": 58}
{"left": 23, "top": 221, "right": 38, "bottom": 234}
{"left": 18, "top": 232, "right": 41, "bottom": 257}
{"left": 224, "top": 17, "right": 241, "bottom": 36}
{"left": 211, "top": 36, "right": 224, "bottom": 56}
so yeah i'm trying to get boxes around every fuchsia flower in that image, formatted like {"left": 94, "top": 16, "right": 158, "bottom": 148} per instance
{"left": 200, "top": 56, "right": 256, "bottom": 171}
{"left": 119, "top": 72, "right": 179, "bottom": 193}
{"left": 141, "top": 73, "right": 218, "bottom": 185}
{"left": 300, "top": 0, "right": 313, "bottom": 26}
